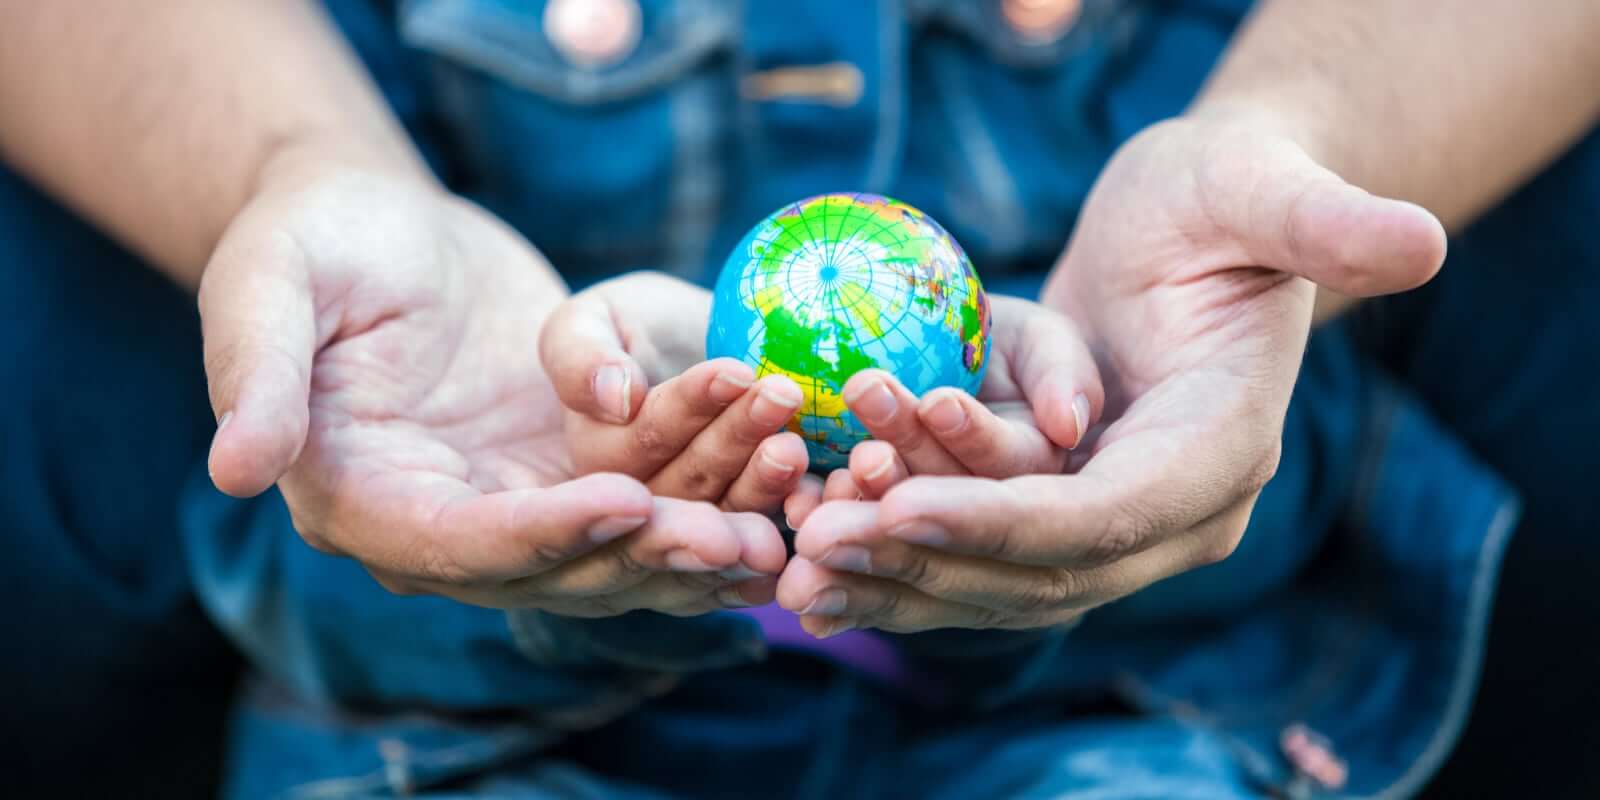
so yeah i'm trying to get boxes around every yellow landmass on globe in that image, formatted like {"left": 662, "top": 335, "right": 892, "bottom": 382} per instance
{"left": 754, "top": 359, "right": 850, "bottom": 440}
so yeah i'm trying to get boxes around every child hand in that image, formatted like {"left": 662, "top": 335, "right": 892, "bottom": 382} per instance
{"left": 540, "top": 272, "right": 811, "bottom": 516}
{"left": 783, "top": 294, "right": 1104, "bottom": 524}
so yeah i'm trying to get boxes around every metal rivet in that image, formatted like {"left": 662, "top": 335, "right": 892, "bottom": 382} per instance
{"left": 544, "top": 0, "right": 642, "bottom": 68}
{"left": 1001, "top": 0, "right": 1081, "bottom": 44}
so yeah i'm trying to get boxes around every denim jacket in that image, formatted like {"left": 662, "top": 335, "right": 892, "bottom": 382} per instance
{"left": 179, "top": 1, "right": 1519, "bottom": 797}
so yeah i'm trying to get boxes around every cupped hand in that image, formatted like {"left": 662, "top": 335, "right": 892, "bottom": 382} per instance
{"left": 201, "top": 162, "right": 782, "bottom": 612}
{"left": 538, "top": 272, "right": 811, "bottom": 514}
{"left": 778, "top": 112, "right": 1447, "bottom": 636}
{"left": 781, "top": 294, "right": 1103, "bottom": 524}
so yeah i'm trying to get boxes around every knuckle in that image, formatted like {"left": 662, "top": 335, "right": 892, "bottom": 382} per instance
{"left": 968, "top": 606, "right": 1011, "bottom": 630}
{"left": 884, "top": 419, "right": 932, "bottom": 456}
{"left": 1082, "top": 507, "right": 1154, "bottom": 564}
{"left": 727, "top": 418, "right": 771, "bottom": 448}
{"left": 975, "top": 522, "right": 1016, "bottom": 559}
{"left": 1017, "top": 569, "right": 1081, "bottom": 614}
{"left": 416, "top": 544, "right": 477, "bottom": 588}
{"left": 870, "top": 587, "right": 905, "bottom": 625}
{"left": 891, "top": 548, "right": 936, "bottom": 591}
{"left": 670, "top": 465, "right": 719, "bottom": 497}
{"left": 610, "top": 547, "right": 652, "bottom": 584}
{"left": 630, "top": 419, "right": 679, "bottom": 463}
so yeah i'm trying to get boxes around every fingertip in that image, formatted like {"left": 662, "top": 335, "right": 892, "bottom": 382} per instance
{"left": 1376, "top": 198, "right": 1448, "bottom": 290}
{"left": 1289, "top": 185, "right": 1449, "bottom": 297}
{"left": 848, "top": 440, "right": 904, "bottom": 497}
{"left": 878, "top": 476, "right": 939, "bottom": 529}
{"left": 755, "top": 373, "right": 804, "bottom": 407}
{"left": 822, "top": 468, "right": 862, "bottom": 502}
{"left": 784, "top": 473, "right": 825, "bottom": 529}
{"left": 728, "top": 512, "right": 787, "bottom": 575}
{"left": 793, "top": 500, "right": 877, "bottom": 559}
{"left": 591, "top": 359, "right": 647, "bottom": 424}
{"left": 758, "top": 433, "right": 809, "bottom": 485}
{"left": 842, "top": 368, "right": 893, "bottom": 399}
{"left": 658, "top": 498, "right": 743, "bottom": 570}
{"left": 206, "top": 404, "right": 306, "bottom": 497}
{"left": 567, "top": 472, "right": 655, "bottom": 519}
{"left": 702, "top": 358, "right": 757, "bottom": 404}
{"left": 732, "top": 575, "right": 779, "bottom": 606}
{"left": 1033, "top": 378, "right": 1082, "bottom": 450}
{"left": 775, "top": 556, "right": 826, "bottom": 611}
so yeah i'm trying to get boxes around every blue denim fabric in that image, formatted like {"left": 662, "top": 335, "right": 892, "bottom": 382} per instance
{"left": 0, "top": 169, "right": 239, "bottom": 795}
{"left": 4, "top": 0, "right": 1584, "bottom": 797}
{"left": 166, "top": 2, "right": 1539, "bottom": 798}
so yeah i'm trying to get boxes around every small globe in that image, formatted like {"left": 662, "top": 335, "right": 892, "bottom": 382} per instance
{"left": 707, "top": 193, "right": 992, "bottom": 469}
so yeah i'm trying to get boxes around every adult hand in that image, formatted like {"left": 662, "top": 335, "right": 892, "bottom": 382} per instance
{"left": 781, "top": 295, "right": 1103, "bottom": 524}
{"left": 538, "top": 272, "right": 810, "bottom": 515}
{"left": 778, "top": 112, "right": 1447, "bottom": 636}
{"left": 201, "top": 160, "right": 782, "bottom": 613}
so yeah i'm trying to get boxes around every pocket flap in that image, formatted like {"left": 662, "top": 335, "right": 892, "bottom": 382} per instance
{"left": 400, "top": 0, "right": 736, "bottom": 104}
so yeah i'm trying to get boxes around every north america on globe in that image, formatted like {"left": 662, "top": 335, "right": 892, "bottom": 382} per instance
{"left": 707, "top": 193, "right": 992, "bottom": 469}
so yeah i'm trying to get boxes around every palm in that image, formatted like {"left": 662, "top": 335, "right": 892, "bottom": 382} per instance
{"left": 249, "top": 177, "right": 578, "bottom": 509}
{"left": 1043, "top": 121, "right": 1317, "bottom": 477}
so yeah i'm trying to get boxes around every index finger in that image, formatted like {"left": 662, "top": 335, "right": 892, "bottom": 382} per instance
{"left": 326, "top": 471, "right": 656, "bottom": 585}
{"left": 877, "top": 430, "right": 1255, "bottom": 567}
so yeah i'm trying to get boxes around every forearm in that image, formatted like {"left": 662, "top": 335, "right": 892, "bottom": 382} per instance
{"left": 0, "top": 1, "right": 428, "bottom": 288}
{"left": 1195, "top": 0, "right": 1600, "bottom": 229}
{"left": 1189, "top": 0, "right": 1600, "bottom": 320}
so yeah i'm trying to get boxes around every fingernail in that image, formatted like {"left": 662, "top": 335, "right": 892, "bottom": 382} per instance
{"left": 710, "top": 371, "right": 753, "bottom": 404}
{"left": 716, "top": 585, "right": 755, "bottom": 608}
{"left": 750, "top": 382, "right": 802, "bottom": 427}
{"left": 667, "top": 549, "right": 715, "bottom": 572}
{"left": 717, "top": 565, "right": 765, "bottom": 581}
{"left": 801, "top": 588, "right": 848, "bottom": 616}
{"left": 820, "top": 544, "right": 871, "bottom": 574}
{"left": 818, "top": 618, "right": 858, "bottom": 639}
{"left": 922, "top": 394, "right": 968, "bottom": 435}
{"left": 846, "top": 379, "right": 896, "bottom": 424}
{"left": 588, "top": 515, "right": 647, "bottom": 543}
{"left": 888, "top": 521, "right": 949, "bottom": 547}
{"left": 216, "top": 410, "right": 234, "bottom": 432}
{"left": 759, "top": 449, "right": 797, "bottom": 480}
{"left": 594, "top": 365, "right": 631, "bottom": 422}
{"left": 784, "top": 514, "right": 798, "bottom": 531}
{"left": 1071, "top": 393, "right": 1091, "bottom": 449}
{"left": 863, "top": 452, "right": 896, "bottom": 483}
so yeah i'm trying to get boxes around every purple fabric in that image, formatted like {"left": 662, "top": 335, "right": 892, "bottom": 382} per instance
{"left": 735, "top": 604, "right": 909, "bottom": 688}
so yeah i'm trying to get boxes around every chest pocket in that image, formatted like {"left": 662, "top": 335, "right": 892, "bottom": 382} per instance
{"left": 898, "top": 0, "right": 1143, "bottom": 273}
{"left": 400, "top": 0, "right": 738, "bottom": 281}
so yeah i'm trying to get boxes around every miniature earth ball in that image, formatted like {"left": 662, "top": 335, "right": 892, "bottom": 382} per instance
{"left": 707, "top": 193, "right": 992, "bottom": 469}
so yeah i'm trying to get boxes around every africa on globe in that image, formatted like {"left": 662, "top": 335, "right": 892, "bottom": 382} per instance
{"left": 707, "top": 193, "right": 992, "bottom": 469}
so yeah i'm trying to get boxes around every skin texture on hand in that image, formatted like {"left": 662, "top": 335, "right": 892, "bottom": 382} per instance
{"left": 202, "top": 167, "right": 783, "bottom": 612}
{"left": 777, "top": 114, "right": 1448, "bottom": 638}
{"left": 539, "top": 273, "right": 811, "bottom": 515}
{"left": 782, "top": 294, "right": 1105, "bottom": 527}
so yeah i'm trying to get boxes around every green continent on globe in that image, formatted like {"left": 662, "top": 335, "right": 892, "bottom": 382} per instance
{"left": 707, "top": 193, "right": 991, "bottom": 469}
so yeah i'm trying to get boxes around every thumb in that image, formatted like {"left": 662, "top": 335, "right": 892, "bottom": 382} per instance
{"left": 199, "top": 230, "right": 316, "bottom": 497}
{"left": 538, "top": 287, "right": 648, "bottom": 424}
{"left": 1230, "top": 150, "right": 1448, "bottom": 297}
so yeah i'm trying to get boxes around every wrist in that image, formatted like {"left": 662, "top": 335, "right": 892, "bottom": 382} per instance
{"left": 250, "top": 130, "right": 438, "bottom": 204}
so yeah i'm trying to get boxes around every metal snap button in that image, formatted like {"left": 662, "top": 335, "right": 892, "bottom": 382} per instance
{"left": 544, "top": 0, "right": 642, "bottom": 69}
{"left": 1001, "top": 0, "right": 1081, "bottom": 44}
